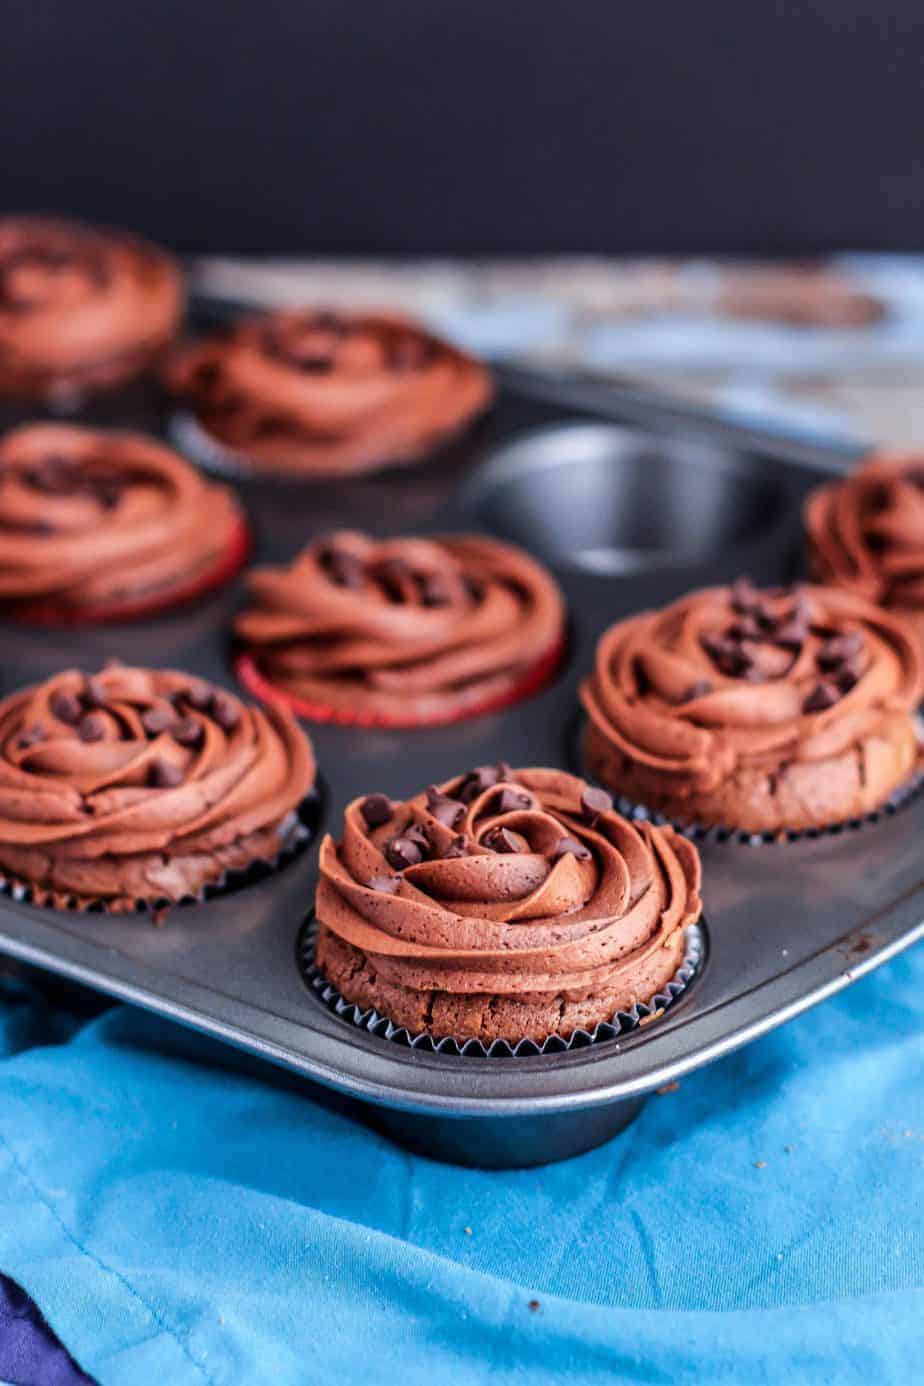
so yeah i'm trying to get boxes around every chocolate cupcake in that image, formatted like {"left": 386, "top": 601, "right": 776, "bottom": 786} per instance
{"left": 0, "top": 217, "right": 183, "bottom": 401}
{"left": 0, "top": 424, "right": 248, "bottom": 623}
{"left": 581, "top": 581, "right": 923, "bottom": 834}
{"left": 314, "top": 766, "right": 702, "bottom": 1045}
{"left": 167, "top": 308, "right": 492, "bottom": 478}
{"left": 806, "top": 452, "right": 924, "bottom": 659}
{"left": 0, "top": 664, "right": 316, "bottom": 910}
{"left": 235, "top": 531, "right": 565, "bottom": 726}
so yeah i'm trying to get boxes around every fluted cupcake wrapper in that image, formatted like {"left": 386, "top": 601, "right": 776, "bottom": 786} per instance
{"left": 599, "top": 769, "right": 924, "bottom": 847}
{"left": 0, "top": 788, "right": 323, "bottom": 916}
{"left": 298, "top": 918, "right": 705, "bottom": 1059}
{"left": 235, "top": 643, "right": 565, "bottom": 730}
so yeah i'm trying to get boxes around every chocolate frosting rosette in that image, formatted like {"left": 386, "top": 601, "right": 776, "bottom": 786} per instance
{"left": 0, "top": 217, "right": 183, "bottom": 400}
{"left": 314, "top": 765, "right": 702, "bottom": 1045}
{"left": 0, "top": 664, "right": 317, "bottom": 910}
{"left": 0, "top": 424, "right": 248, "bottom": 622}
{"left": 235, "top": 530, "right": 566, "bottom": 726}
{"left": 166, "top": 308, "right": 492, "bottom": 478}
{"left": 805, "top": 452, "right": 924, "bottom": 659}
{"left": 581, "top": 580, "right": 923, "bottom": 835}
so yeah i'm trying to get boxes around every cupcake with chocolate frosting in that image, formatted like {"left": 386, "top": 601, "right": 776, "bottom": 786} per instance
{"left": 0, "top": 664, "right": 316, "bottom": 910}
{"left": 314, "top": 766, "right": 702, "bottom": 1045}
{"left": 0, "top": 217, "right": 183, "bottom": 401}
{"left": 167, "top": 308, "right": 492, "bottom": 478}
{"left": 0, "top": 424, "right": 248, "bottom": 623}
{"left": 235, "top": 531, "right": 565, "bottom": 726}
{"left": 806, "top": 452, "right": 924, "bottom": 659}
{"left": 581, "top": 581, "right": 922, "bottom": 834}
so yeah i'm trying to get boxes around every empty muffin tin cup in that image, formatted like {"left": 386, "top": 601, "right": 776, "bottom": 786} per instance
{"left": 463, "top": 421, "right": 786, "bottom": 575}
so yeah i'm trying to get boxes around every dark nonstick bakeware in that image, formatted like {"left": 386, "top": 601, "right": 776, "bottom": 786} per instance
{"left": 0, "top": 356, "right": 918, "bottom": 1170}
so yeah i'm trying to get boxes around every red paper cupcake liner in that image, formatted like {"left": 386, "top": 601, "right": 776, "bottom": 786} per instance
{"left": 234, "top": 638, "right": 566, "bottom": 729}
{"left": 7, "top": 516, "right": 251, "bottom": 628}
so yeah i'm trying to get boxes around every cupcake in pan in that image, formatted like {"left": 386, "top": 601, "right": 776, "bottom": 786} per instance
{"left": 166, "top": 308, "right": 492, "bottom": 478}
{"left": 805, "top": 451, "right": 924, "bottom": 658}
{"left": 0, "top": 664, "right": 317, "bottom": 911}
{"left": 314, "top": 765, "right": 702, "bottom": 1046}
{"left": 0, "top": 216, "right": 183, "bottom": 401}
{"left": 0, "top": 424, "right": 248, "bottom": 623}
{"left": 580, "top": 581, "right": 923, "bottom": 835}
{"left": 235, "top": 530, "right": 566, "bottom": 726}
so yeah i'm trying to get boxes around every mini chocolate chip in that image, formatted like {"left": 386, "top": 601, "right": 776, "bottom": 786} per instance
{"left": 172, "top": 716, "right": 204, "bottom": 748}
{"left": 141, "top": 706, "right": 175, "bottom": 737}
{"left": 730, "top": 578, "right": 760, "bottom": 615}
{"left": 425, "top": 786, "right": 466, "bottom": 828}
{"left": 211, "top": 694, "right": 240, "bottom": 731}
{"left": 96, "top": 483, "right": 121, "bottom": 510}
{"left": 50, "top": 690, "right": 82, "bottom": 725}
{"left": 420, "top": 577, "right": 450, "bottom": 607}
{"left": 82, "top": 675, "right": 107, "bottom": 708}
{"left": 360, "top": 793, "right": 393, "bottom": 829}
{"left": 702, "top": 635, "right": 752, "bottom": 677}
{"left": 321, "top": 547, "right": 365, "bottom": 590}
{"left": 147, "top": 757, "right": 183, "bottom": 788}
{"left": 817, "top": 631, "right": 864, "bottom": 670}
{"left": 803, "top": 681, "right": 840, "bottom": 713}
{"left": 496, "top": 761, "right": 514, "bottom": 782}
{"left": 294, "top": 353, "right": 333, "bottom": 374}
{"left": 368, "top": 875, "right": 401, "bottom": 894}
{"left": 458, "top": 765, "right": 501, "bottom": 803}
{"left": 442, "top": 835, "right": 468, "bottom": 859}
{"left": 682, "top": 680, "right": 713, "bottom": 701}
{"left": 774, "top": 619, "right": 808, "bottom": 651}
{"left": 552, "top": 835, "right": 592, "bottom": 862}
{"left": 837, "top": 656, "right": 863, "bottom": 692}
{"left": 384, "top": 835, "right": 423, "bottom": 870}
{"left": 77, "top": 712, "right": 106, "bottom": 742}
{"left": 581, "top": 786, "right": 613, "bottom": 822}
{"left": 729, "top": 615, "right": 762, "bottom": 642}
{"left": 16, "top": 723, "right": 46, "bottom": 749}
{"left": 496, "top": 787, "right": 531, "bottom": 814}
{"left": 483, "top": 826, "right": 525, "bottom": 854}
{"left": 403, "top": 823, "right": 431, "bottom": 854}
{"left": 179, "top": 682, "right": 213, "bottom": 712}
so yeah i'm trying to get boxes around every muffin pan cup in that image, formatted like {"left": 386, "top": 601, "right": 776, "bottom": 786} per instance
{"left": 2, "top": 352, "right": 923, "bottom": 1169}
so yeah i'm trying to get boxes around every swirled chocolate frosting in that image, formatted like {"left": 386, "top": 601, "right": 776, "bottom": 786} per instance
{"left": 315, "top": 766, "right": 701, "bottom": 1043}
{"left": 0, "top": 424, "right": 246, "bottom": 617}
{"left": 167, "top": 309, "right": 492, "bottom": 476}
{"left": 236, "top": 531, "right": 565, "bottom": 723}
{"left": 806, "top": 453, "right": 924, "bottom": 655}
{"left": 0, "top": 665, "right": 316, "bottom": 910}
{"left": 581, "top": 581, "right": 923, "bottom": 832}
{"left": 0, "top": 217, "right": 183, "bottom": 399}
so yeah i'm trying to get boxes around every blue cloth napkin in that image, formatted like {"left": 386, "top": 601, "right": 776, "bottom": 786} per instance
{"left": 0, "top": 941, "right": 921, "bottom": 1386}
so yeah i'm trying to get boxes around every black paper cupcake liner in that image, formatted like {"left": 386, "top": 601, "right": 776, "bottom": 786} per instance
{"left": 0, "top": 787, "right": 323, "bottom": 916}
{"left": 298, "top": 918, "right": 705, "bottom": 1059}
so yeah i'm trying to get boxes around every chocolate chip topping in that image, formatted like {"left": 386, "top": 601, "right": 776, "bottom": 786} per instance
{"left": 211, "top": 693, "right": 241, "bottom": 731}
{"left": 496, "top": 786, "right": 531, "bottom": 814}
{"left": 702, "top": 634, "right": 753, "bottom": 678}
{"left": 77, "top": 712, "right": 106, "bottom": 743}
{"left": 368, "top": 875, "right": 401, "bottom": 894}
{"left": 16, "top": 723, "right": 46, "bottom": 749}
{"left": 458, "top": 764, "right": 502, "bottom": 803}
{"left": 483, "top": 826, "right": 527, "bottom": 854}
{"left": 141, "top": 706, "right": 175, "bottom": 737}
{"left": 177, "top": 681, "right": 213, "bottom": 712}
{"left": 551, "top": 835, "right": 592, "bottom": 862}
{"left": 50, "top": 690, "right": 82, "bottom": 725}
{"left": 82, "top": 676, "right": 107, "bottom": 708}
{"left": 172, "top": 716, "right": 204, "bottom": 748}
{"left": 360, "top": 793, "right": 393, "bottom": 829}
{"left": 817, "top": 631, "right": 864, "bottom": 670}
{"left": 442, "top": 835, "right": 468, "bottom": 859}
{"left": 803, "top": 681, "right": 841, "bottom": 713}
{"left": 580, "top": 786, "right": 613, "bottom": 823}
{"left": 147, "top": 757, "right": 183, "bottom": 788}
{"left": 320, "top": 546, "right": 365, "bottom": 590}
{"left": 682, "top": 680, "right": 713, "bottom": 702}
{"left": 384, "top": 835, "right": 424, "bottom": 870}
{"left": 425, "top": 785, "right": 466, "bottom": 828}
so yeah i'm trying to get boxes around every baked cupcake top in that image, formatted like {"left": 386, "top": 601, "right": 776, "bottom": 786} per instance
{"left": 0, "top": 665, "right": 316, "bottom": 906}
{"left": 806, "top": 452, "right": 924, "bottom": 618}
{"left": 167, "top": 308, "right": 492, "bottom": 476}
{"left": 0, "top": 217, "right": 183, "bottom": 398}
{"left": 581, "top": 581, "right": 922, "bottom": 804}
{"left": 316, "top": 765, "right": 701, "bottom": 1008}
{"left": 0, "top": 424, "right": 246, "bottom": 618}
{"left": 235, "top": 530, "right": 565, "bottom": 724}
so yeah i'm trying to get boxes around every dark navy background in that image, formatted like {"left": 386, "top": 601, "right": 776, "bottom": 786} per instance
{"left": 2, "top": 0, "right": 923, "bottom": 255}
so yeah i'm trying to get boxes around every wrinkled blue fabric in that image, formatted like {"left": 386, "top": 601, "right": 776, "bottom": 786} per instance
{"left": 0, "top": 940, "right": 921, "bottom": 1386}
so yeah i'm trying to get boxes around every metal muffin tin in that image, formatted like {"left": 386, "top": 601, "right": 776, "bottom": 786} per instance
{"left": 0, "top": 354, "right": 921, "bottom": 1170}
